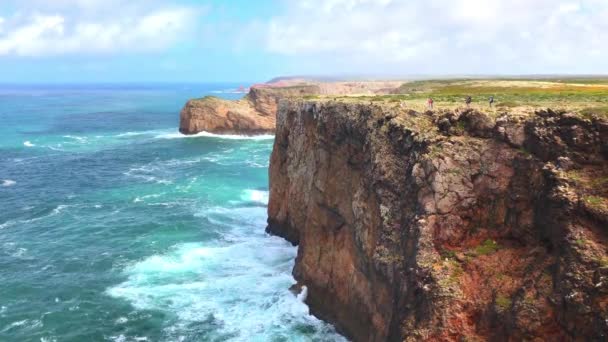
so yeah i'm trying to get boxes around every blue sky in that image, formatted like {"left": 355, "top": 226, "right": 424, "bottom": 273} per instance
{"left": 0, "top": 0, "right": 607, "bottom": 83}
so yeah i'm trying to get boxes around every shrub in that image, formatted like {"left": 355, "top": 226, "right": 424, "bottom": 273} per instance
{"left": 474, "top": 239, "right": 500, "bottom": 255}
{"left": 495, "top": 295, "right": 512, "bottom": 312}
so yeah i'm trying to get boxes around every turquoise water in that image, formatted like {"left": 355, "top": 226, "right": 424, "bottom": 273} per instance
{"left": 0, "top": 85, "right": 345, "bottom": 342}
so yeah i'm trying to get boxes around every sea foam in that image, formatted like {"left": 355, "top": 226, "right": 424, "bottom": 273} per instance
{"left": 1, "top": 180, "right": 16, "bottom": 187}
{"left": 155, "top": 131, "right": 274, "bottom": 140}
{"left": 107, "top": 206, "right": 346, "bottom": 341}
{"left": 240, "top": 189, "right": 269, "bottom": 204}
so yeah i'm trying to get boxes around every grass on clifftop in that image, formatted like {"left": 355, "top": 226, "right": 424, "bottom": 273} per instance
{"left": 302, "top": 78, "right": 608, "bottom": 119}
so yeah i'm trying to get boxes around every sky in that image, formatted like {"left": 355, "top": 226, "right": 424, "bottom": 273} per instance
{"left": 0, "top": 0, "right": 607, "bottom": 83}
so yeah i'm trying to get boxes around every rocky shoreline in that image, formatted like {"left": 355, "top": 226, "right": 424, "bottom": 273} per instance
{"left": 266, "top": 100, "right": 608, "bottom": 341}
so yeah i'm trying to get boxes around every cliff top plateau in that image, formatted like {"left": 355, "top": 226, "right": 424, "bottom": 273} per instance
{"left": 179, "top": 78, "right": 608, "bottom": 135}
{"left": 267, "top": 97, "right": 607, "bottom": 341}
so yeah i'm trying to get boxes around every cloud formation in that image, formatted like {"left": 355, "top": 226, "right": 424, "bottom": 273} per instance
{"left": 0, "top": 1, "right": 199, "bottom": 56}
{"left": 265, "top": 0, "right": 608, "bottom": 74}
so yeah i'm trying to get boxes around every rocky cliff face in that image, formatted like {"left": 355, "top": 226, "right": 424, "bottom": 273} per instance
{"left": 267, "top": 101, "right": 608, "bottom": 341}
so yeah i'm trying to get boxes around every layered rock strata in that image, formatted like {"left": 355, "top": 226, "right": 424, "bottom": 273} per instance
{"left": 267, "top": 101, "right": 608, "bottom": 341}
{"left": 179, "top": 85, "right": 319, "bottom": 135}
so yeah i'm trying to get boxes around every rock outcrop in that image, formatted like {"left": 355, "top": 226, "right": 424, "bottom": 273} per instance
{"left": 179, "top": 85, "right": 320, "bottom": 135}
{"left": 179, "top": 81, "right": 403, "bottom": 135}
{"left": 267, "top": 101, "right": 608, "bottom": 341}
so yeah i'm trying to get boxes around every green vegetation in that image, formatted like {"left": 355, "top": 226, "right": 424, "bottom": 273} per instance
{"left": 495, "top": 295, "right": 512, "bottom": 312}
{"left": 448, "top": 260, "right": 464, "bottom": 281}
{"left": 473, "top": 239, "right": 501, "bottom": 256}
{"left": 440, "top": 248, "right": 457, "bottom": 260}
{"left": 565, "top": 170, "right": 584, "bottom": 182}
{"left": 437, "top": 259, "right": 464, "bottom": 291}
{"left": 579, "top": 106, "right": 608, "bottom": 120}
{"left": 584, "top": 195, "right": 607, "bottom": 211}
{"left": 564, "top": 170, "right": 608, "bottom": 190}
{"left": 599, "top": 257, "right": 608, "bottom": 268}
{"left": 517, "top": 147, "right": 532, "bottom": 157}
{"left": 427, "top": 144, "right": 444, "bottom": 158}
{"left": 295, "top": 79, "right": 608, "bottom": 120}
{"left": 575, "top": 238, "right": 586, "bottom": 247}
{"left": 394, "top": 79, "right": 608, "bottom": 105}
{"left": 453, "top": 121, "right": 466, "bottom": 135}
{"left": 196, "top": 95, "right": 221, "bottom": 101}
{"left": 539, "top": 78, "right": 608, "bottom": 85}
{"left": 523, "top": 295, "right": 536, "bottom": 307}
{"left": 343, "top": 79, "right": 608, "bottom": 114}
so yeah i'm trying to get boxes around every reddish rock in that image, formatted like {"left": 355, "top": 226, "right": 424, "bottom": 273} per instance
{"left": 267, "top": 101, "right": 608, "bottom": 341}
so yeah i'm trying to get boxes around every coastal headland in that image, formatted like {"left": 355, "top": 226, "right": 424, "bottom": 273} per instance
{"left": 184, "top": 78, "right": 608, "bottom": 340}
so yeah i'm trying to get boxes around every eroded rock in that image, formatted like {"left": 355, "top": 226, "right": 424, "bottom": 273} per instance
{"left": 267, "top": 101, "right": 608, "bottom": 341}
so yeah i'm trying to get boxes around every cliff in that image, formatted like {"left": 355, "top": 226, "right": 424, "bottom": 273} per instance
{"left": 179, "top": 81, "right": 403, "bottom": 135}
{"left": 179, "top": 85, "right": 320, "bottom": 135}
{"left": 267, "top": 100, "right": 608, "bottom": 341}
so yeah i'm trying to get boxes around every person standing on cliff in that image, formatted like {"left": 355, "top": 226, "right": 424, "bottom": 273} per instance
{"left": 489, "top": 96, "right": 495, "bottom": 108}
{"left": 427, "top": 97, "right": 434, "bottom": 110}
{"left": 465, "top": 96, "right": 472, "bottom": 108}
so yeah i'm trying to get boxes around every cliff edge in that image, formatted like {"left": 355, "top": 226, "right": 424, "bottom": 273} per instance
{"left": 267, "top": 100, "right": 608, "bottom": 341}
{"left": 179, "top": 85, "right": 320, "bottom": 135}
{"left": 179, "top": 81, "right": 403, "bottom": 135}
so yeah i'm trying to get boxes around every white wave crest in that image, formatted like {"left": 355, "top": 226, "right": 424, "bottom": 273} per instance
{"left": 240, "top": 189, "right": 269, "bottom": 205}
{"left": 156, "top": 131, "right": 274, "bottom": 140}
{"left": 62, "top": 135, "right": 88, "bottom": 143}
{"left": 51, "top": 205, "right": 69, "bottom": 215}
{"left": 0, "top": 204, "right": 68, "bottom": 229}
{"left": 115, "top": 129, "right": 168, "bottom": 137}
{"left": 107, "top": 206, "right": 345, "bottom": 341}
{"left": 297, "top": 285, "right": 308, "bottom": 302}
{"left": 133, "top": 193, "right": 162, "bottom": 203}
{"left": 23, "top": 141, "right": 35, "bottom": 147}
{"left": 116, "top": 131, "right": 147, "bottom": 137}
{"left": 1, "top": 180, "right": 16, "bottom": 187}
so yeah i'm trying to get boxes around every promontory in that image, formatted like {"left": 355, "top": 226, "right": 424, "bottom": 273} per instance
{"left": 178, "top": 80, "right": 401, "bottom": 135}
{"left": 266, "top": 79, "right": 608, "bottom": 341}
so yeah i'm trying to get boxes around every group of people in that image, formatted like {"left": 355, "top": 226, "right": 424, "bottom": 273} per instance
{"left": 427, "top": 96, "right": 495, "bottom": 109}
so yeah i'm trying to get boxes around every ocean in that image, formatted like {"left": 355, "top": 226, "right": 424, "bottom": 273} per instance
{"left": 0, "top": 84, "right": 345, "bottom": 341}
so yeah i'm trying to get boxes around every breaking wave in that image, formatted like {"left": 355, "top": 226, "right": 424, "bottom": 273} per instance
{"left": 1, "top": 180, "right": 16, "bottom": 187}
{"left": 155, "top": 131, "right": 274, "bottom": 140}
{"left": 108, "top": 206, "right": 345, "bottom": 341}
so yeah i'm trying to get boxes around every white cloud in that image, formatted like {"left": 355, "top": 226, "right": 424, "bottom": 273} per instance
{"left": 0, "top": 1, "right": 200, "bottom": 56}
{"left": 264, "top": 0, "right": 608, "bottom": 74}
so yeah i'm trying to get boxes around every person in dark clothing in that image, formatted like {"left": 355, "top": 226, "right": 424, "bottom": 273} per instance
{"left": 489, "top": 96, "right": 495, "bottom": 108}
{"left": 465, "top": 96, "right": 472, "bottom": 108}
